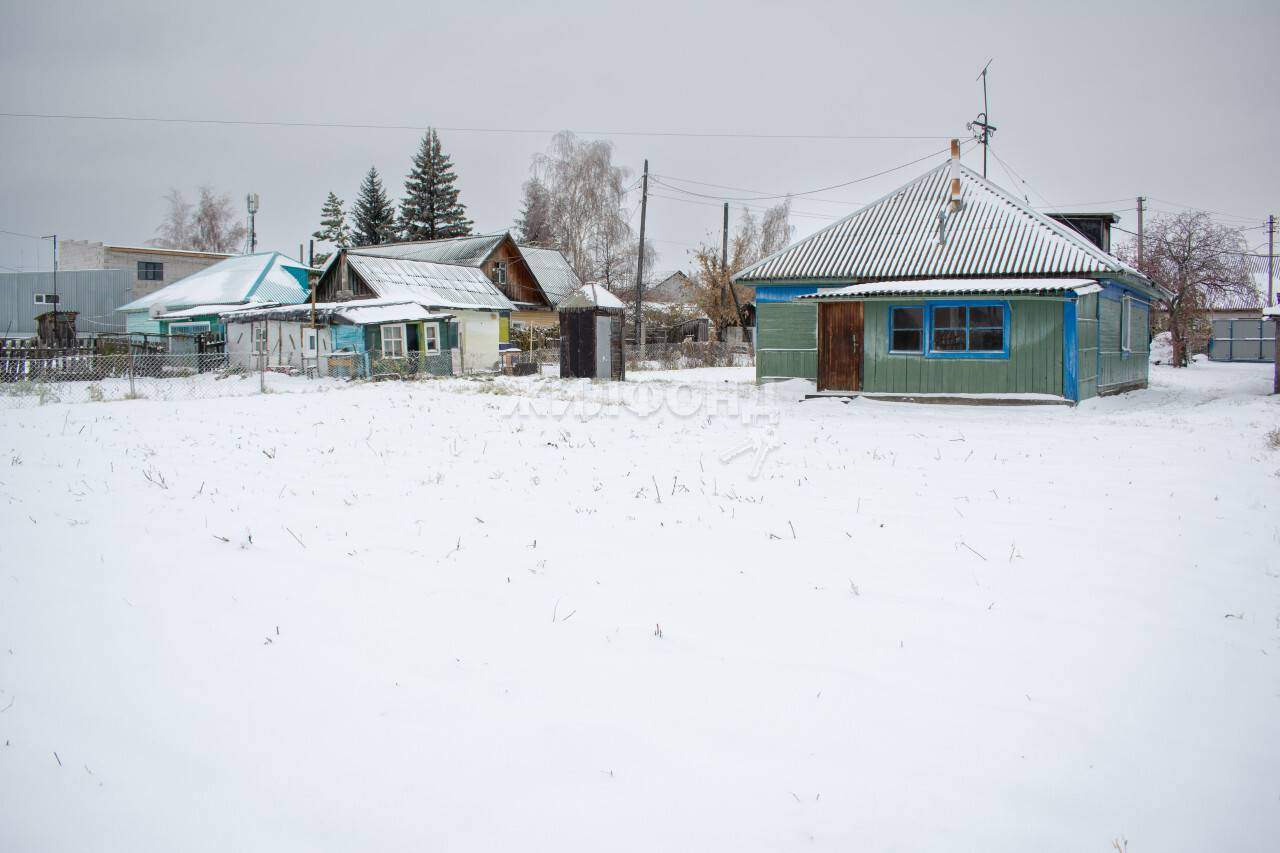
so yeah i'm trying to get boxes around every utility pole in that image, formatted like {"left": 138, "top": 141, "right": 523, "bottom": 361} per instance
{"left": 633, "top": 159, "right": 649, "bottom": 358}
{"left": 42, "top": 234, "right": 58, "bottom": 342}
{"left": 1136, "top": 197, "right": 1145, "bottom": 267}
{"left": 1268, "top": 214, "right": 1275, "bottom": 307}
{"left": 968, "top": 60, "right": 997, "bottom": 179}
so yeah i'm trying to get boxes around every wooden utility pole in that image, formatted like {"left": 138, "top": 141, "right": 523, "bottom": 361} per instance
{"left": 1136, "top": 197, "right": 1146, "bottom": 267}
{"left": 1267, "top": 214, "right": 1275, "bottom": 307}
{"left": 633, "top": 159, "right": 649, "bottom": 358}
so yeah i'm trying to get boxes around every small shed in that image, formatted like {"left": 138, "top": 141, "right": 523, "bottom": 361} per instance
{"left": 559, "top": 284, "right": 625, "bottom": 380}
{"left": 35, "top": 310, "right": 79, "bottom": 347}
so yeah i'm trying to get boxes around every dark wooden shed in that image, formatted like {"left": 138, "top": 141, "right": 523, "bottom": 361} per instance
{"left": 558, "top": 285, "right": 625, "bottom": 380}
{"left": 35, "top": 310, "right": 79, "bottom": 347}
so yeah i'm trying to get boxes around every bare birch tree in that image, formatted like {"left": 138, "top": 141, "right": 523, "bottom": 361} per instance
{"left": 153, "top": 186, "right": 246, "bottom": 252}
{"left": 524, "top": 131, "right": 651, "bottom": 288}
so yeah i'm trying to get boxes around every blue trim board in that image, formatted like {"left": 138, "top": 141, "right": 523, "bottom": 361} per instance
{"left": 244, "top": 253, "right": 279, "bottom": 300}
{"left": 1062, "top": 299, "right": 1078, "bottom": 402}
{"left": 756, "top": 284, "right": 818, "bottom": 303}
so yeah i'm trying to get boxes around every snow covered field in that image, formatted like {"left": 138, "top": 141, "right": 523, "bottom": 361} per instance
{"left": 2, "top": 362, "right": 1278, "bottom": 852}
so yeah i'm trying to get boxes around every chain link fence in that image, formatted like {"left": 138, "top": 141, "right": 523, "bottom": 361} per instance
{"left": 0, "top": 342, "right": 755, "bottom": 409}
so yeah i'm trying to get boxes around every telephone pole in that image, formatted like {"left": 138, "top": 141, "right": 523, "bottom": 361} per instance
{"left": 1136, "top": 197, "right": 1146, "bottom": 267}
{"left": 42, "top": 234, "right": 58, "bottom": 338}
{"left": 1267, "top": 214, "right": 1275, "bottom": 307}
{"left": 721, "top": 202, "right": 745, "bottom": 334}
{"left": 633, "top": 159, "right": 649, "bottom": 358}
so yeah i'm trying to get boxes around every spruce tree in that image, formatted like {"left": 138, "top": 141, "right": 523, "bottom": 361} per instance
{"left": 398, "top": 129, "right": 473, "bottom": 241}
{"left": 312, "top": 191, "right": 351, "bottom": 250}
{"left": 351, "top": 167, "right": 397, "bottom": 246}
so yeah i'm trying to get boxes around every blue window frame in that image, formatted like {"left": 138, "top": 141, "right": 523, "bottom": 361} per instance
{"left": 884, "top": 300, "right": 1011, "bottom": 359}
{"left": 926, "top": 301, "right": 1008, "bottom": 358}
{"left": 888, "top": 306, "right": 924, "bottom": 352}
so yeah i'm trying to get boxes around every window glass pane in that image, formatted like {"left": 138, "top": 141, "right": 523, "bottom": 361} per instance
{"left": 932, "top": 329, "right": 966, "bottom": 351}
{"left": 969, "top": 328, "right": 1004, "bottom": 351}
{"left": 969, "top": 305, "right": 1003, "bottom": 327}
{"left": 891, "top": 307, "right": 922, "bottom": 330}
{"left": 933, "top": 306, "right": 966, "bottom": 328}
{"left": 892, "top": 329, "right": 922, "bottom": 352}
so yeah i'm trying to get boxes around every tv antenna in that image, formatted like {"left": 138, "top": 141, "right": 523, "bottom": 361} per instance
{"left": 967, "top": 59, "right": 997, "bottom": 179}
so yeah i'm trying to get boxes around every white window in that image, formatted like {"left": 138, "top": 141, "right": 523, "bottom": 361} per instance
{"left": 493, "top": 261, "right": 507, "bottom": 286}
{"left": 305, "top": 330, "right": 318, "bottom": 355}
{"left": 1121, "top": 295, "right": 1132, "bottom": 353}
{"left": 423, "top": 324, "right": 439, "bottom": 353}
{"left": 381, "top": 324, "right": 406, "bottom": 357}
{"left": 253, "top": 324, "right": 268, "bottom": 354}
{"left": 33, "top": 293, "right": 58, "bottom": 305}
{"left": 169, "top": 321, "right": 211, "bottom": 336}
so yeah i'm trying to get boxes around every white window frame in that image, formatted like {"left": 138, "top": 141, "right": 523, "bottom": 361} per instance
{"left": 33, "top": 293, "right": 58, "bottom": 305}
{"left": 253, "top": 324, "right": 268, "bottom": 354}
{"left": 381, "top": 323, "right": 406, "bottom": 357}
{"left": 169, "top": 321, "right": 212, "bottom": 336}
{"left": 493, "top": 261, "right": 507, "bottom": 286}
{"left": 1121, "top": 295, "right": 1132, "bottom": 353}
{"left": 422, "top": 323, "right": 439, "bottom": 353}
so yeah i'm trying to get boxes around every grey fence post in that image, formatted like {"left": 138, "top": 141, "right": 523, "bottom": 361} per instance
{"left": 128, "top": 352, "right": 136, "bottom": 398}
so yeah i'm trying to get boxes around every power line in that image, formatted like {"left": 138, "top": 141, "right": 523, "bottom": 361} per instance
{"left": 649, "top": 144, "right": 960, "bottom": 202}
{"left": 0, "top": 111, "right": 956, "bottom": 143}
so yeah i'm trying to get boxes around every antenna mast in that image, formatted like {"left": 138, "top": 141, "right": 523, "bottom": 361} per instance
{"left": 968, "top": 60, "right": 997, "bottom": 178}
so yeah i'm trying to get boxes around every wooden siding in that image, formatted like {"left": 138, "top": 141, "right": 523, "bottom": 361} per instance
{"left": 1075, "top": 293, "right": 1099, "bottom": 400}
{"left": 1098, "top": 294, "right": 1150, "bottom": 393}
{"left": 861, "top": 299, "right": 1064, "bottom": 396}
{"left": 756, "top": 302, "right": 817, "bottom": 381}
{"left": 484, "top": 238, "right": 548, "bottom": 307}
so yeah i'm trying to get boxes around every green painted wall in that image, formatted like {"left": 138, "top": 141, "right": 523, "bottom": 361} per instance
{"left": 756, "top": 302, "right": 817, "bottom": 381}
{"left": 1076, "top": 293, "right": 1099, "bottom": 401}
{"left": 1098, "top": 296, "right": 1149, "bottom": 392}
{"left": 125, "top": 311, "right": 162, "bottom": 335}
{"left": 861, "top": 299, "right": 1064, "bottom": 396}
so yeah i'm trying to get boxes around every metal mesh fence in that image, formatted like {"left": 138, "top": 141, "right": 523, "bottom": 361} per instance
{"left": 0, "top": 343, "right": 755, "bottom": 409}
{"left": 0, "top": 350, "right": 457, "bottom": 409}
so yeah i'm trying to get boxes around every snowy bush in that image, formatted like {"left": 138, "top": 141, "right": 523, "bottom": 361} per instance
{"left": 1149, "top": 331, "right": 1174, "bottom": 365}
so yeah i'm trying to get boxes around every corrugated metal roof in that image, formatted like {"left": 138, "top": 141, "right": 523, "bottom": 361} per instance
{"left": 118, "top": 252, "right": 310, "bottom": 313}
{"left": 346, "top": 255, "right": 514, "bottom": 312}
{"left": 797, "top": 278, "right": 1100, "bottom": 299}
{"left": 734, "top": 161, "right": 1149, "bottom": 286}
{"left": 518, "top": 245, "right": 581, "bottom": 306}
{"left": 352, "top": 234, "right": 507, "bottom": 265}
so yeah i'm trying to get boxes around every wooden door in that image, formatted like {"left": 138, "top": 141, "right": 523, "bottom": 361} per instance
{"left": 817, "top": 301, "right": 863, "bottom": 392}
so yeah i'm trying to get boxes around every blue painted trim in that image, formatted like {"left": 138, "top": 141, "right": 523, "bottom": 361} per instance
{"left": 886, "top": 304, "right": 925, "bottom": 354}
{"left": 1098, "top": 279, "right": 1152, "bottom": 308}
{"left": 757, "top": 284, "right": 818, "bottom": 303}
{"left": 1062, "top": 299, "right": 1078, "bottom": 401}
{"left": 923, "top": 299, "right": 1011, "bottom": 360}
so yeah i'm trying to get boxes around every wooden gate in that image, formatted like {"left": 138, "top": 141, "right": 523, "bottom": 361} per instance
{"left": 817, "top": 302, "right": 863, "bottom": 392}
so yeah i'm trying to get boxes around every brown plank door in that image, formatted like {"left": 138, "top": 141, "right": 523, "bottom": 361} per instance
{"left": 817, "top": 301, "right": 863, "bottom": 393}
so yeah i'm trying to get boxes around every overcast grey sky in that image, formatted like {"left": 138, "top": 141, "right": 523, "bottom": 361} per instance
{"left": 2, "top": 0, "right": 1277, "bottom": 274}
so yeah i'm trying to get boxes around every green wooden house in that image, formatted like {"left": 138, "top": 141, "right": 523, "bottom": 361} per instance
{"left": 734, "top": 143, "right": 1169, "bottom": 403}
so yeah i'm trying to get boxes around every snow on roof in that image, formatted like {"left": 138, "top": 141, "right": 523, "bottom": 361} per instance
{"left": 518, "top": 245, "right": 581, "bottom": 306}
{"left": 796, "top": 278, "right": 1101, "bottom": 299}
{"left": 157, "top": 303, "right": 275, "bottom": 320}
{"left": 221, "top": 297, "right": 453, "bottom": 325}
{"left": 346, "top": 255, "right": 514, "bottom": 312}
{"left": 334, "top": 302, "right": 450, "bottom": 325}
{"left": 351, "top": 234, "right": 507, "bottom": 266}
{"left": 559, "top": 283, "right": 626, "bottom": 310}
{"left": 734, "top": 160, "right": 1156, "bottom": 293}
{"left": 118, "top": 252, "right": 310, "bottom": 313}
{"left": 1264, "top": 305, "right": 1280, "bottom": 317}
